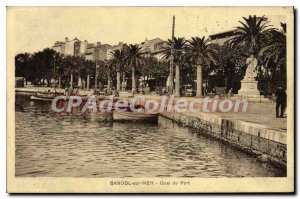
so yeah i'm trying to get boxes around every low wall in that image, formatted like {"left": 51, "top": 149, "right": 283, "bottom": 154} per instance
{"left": 160, "top": 111, "right": 287, "bottom": 168}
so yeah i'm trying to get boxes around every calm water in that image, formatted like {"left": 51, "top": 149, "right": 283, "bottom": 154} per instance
{"left": 15, "top": 95, "right": 286, "bottom": 177}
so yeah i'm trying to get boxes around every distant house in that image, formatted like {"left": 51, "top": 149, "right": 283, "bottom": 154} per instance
{"left": 52, "top": 37, "right": 113, "bottom": 61}
{"left": 209, "top": 30, "right": 238, "bottom": 45}
{"left": 15, "top": 77, "right": 24, "bottom": 87}
{"left": 52, "top": 37, "right": 87, "bottom": 56}
{"left": 140, "top": 37, "right": 167, "bottom": 60}
{"left": 86, "top": 42, "right": 113, "bottom": 62}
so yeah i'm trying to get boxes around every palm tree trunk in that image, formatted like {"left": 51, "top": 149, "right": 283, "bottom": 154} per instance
{"left": 132, "top": 66, "right": 136, "bottom": 93}
{"left": 87, "top": 74, "right": 90, "bottom": 90}
{"left": 169, "top": 57, "right": 174, "bottom": 94}
{"left": 107, "top": 72, "right": 111, "bottom": 93}
{"left": 116, "top": 71, "right": 121, "bottom": 92}
{"left": 175, "top": 64, "right": 180, "bottom": 97}
{"left": 196, "top": 64, "right": 202, "bottom": 97}
{"left": 70, "top": 73, "right": 73, "bottom": 88}
{"left": 58, "top": 76, "right": 61, "bottom": 88}
{"left": 122, "top": 72, "right": 126, "bottom": 91}
{"left": 78, "top": 77, "right": 82, "bottom": 89}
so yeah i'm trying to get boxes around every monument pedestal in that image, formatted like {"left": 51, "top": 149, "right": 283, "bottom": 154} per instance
{"left": 238, "top": 79, "right": 260, "bottom": 96}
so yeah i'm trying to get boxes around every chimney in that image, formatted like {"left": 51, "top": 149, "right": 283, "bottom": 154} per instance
{"left": 65, "top": 37, "right": 69, "bottom": 42}
{"left": 96, "top": 42, "right": 101, "bottom": 46}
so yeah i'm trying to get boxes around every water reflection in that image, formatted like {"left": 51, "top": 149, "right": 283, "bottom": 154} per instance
{"left": 15, "top": 95, "right": 286, "bottom": 177}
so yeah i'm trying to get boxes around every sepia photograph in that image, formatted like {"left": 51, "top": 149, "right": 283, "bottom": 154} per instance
{"left": 6, "top": 6, "right": 294, "bottom": 193}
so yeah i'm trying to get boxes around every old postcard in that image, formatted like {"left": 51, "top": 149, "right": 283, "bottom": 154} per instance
{"left": 7, "top": 6, "right": 294, "bottom": 193}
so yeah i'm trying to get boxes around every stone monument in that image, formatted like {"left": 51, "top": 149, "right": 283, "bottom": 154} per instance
{"left": 238, "top": 55, "right": 260, "bottom": 96}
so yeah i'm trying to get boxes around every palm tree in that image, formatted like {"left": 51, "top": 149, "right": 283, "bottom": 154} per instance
{"left": 259, "top": 25, "right": 286, "bottom": 69}
{"left": 78, "top": 59, "right": 94, "bottom": 90}
{"left": 104, "top": 59, "right": 113, "bottom": 94}
{"left": 53, "top": 52, "right": 63, "bottom": 88}
{"left": 229, "top": 15, "right": 272, "bottom": 56}
{"left": 259, "top": 23, "right": 286, "bottom": 90}
{"left": 125, "top": 44, "right": 144, "bottom": 93}
{"left": 61, "top": 55, "right": 81, "bottom": 88}
{"left": 228, "top": 15, "right": 274, "bottom": 93}
{"left": 187, "top": 37, "right": 218, "bottom": 97}
{"left": 110, "top": 48, "right": 126, "bottom": 92}
{"left": 162, "top": 37, "right": 187, "bottom": 97}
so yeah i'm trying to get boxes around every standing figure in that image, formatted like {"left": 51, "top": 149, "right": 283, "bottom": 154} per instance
{"left": 228, "top": 88, "right": 233, "bottom": 97}
{"left": 212, "top": 87, "right": 217, "bottom": 96}
{"left": 75, "top": 87, "right": 79, "bottom": 96}
{"left": 64, "top": 87, "right": 69, "bottom": 96}
{"left": 275, "top": 86, "right": 287, "bottom": 118}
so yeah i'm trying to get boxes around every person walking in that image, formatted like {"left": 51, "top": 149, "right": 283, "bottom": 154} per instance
{"left": 275, "top": 86, "right": 287, "bottom": 118}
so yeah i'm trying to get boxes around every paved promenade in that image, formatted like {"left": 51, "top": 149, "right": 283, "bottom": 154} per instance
{"left": 132, "top": 94, "right": 287, "bottom": 133}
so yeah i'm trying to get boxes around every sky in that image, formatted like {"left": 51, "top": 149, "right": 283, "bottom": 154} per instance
{"left": 7, "top": 7, "right": 287, "bottom": 54}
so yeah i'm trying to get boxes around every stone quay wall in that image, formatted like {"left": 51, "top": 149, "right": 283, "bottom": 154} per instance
{"left": 159, "top": 111, "right": 287, "bottom": 168}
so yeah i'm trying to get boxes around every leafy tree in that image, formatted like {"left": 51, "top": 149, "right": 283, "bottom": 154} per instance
{"left": 216, "top": 44, "right": 248, "bottom": 91}
{"left": 28, "top": 48, "right": 57, "bottom": 86}
{"left": 15, "top": 53, "right": 31, "bottom": 84}
{"left": 139, "top": 56, "right": 169, "bottom": 88}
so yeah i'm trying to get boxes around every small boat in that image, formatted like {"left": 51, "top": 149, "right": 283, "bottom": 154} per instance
{"left": 113, "top": 111, "right": 158, "bottom": 123}
{"left": 30, "top": 93, "right": 88, "bottom": 101}
{"left": 96, "top": 97, "right": 142, "bottom": 112}
{"left": 30, "top": 95, "right": 53, "bottom": 101}
{"left": 30, "top": 92, "right": 63, "bottom": 101}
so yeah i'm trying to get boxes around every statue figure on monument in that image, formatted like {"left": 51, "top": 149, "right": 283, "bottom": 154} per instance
{"left": 244, "top": 55, "right": 258, "bottom": 81}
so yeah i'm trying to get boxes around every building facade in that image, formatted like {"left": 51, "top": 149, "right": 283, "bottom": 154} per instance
{"left": 140, "top": 37, "right": 167, "bottom": 60}
{"left": 86, "top": 42, "right": 113, "bottom": 62}
{"left": 52, "top": 37, "right": 168, "bottom": 61}
{"left": 52, "top": 37, "right": 113, "bottom": 61}
{"left": 52, "top": 37, "right": 87, "bottom": 56}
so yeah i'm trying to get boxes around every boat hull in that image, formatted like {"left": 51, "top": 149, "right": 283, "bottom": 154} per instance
{"left": 113, "top": 112, "right": 158, "bottom": 123}
{"left": 30, "top": 94, "right": 88, "bottom": 101}
{"left": 30, "top": 95, "right": 53, "bottom": 101}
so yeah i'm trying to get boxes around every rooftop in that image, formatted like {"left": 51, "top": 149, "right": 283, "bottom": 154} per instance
{"left": 209, "top": 29, "right": 237, "bottom": 40}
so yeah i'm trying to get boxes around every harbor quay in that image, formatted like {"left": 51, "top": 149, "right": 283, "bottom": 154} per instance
{"left": 130, "top": 95, "right": 287, "bottom": 167}
{"left": 159, "top": 110, "right": 287, "bottom": 168}
{"left": 15, "top": 86, "right": 287, "bottom": 167}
